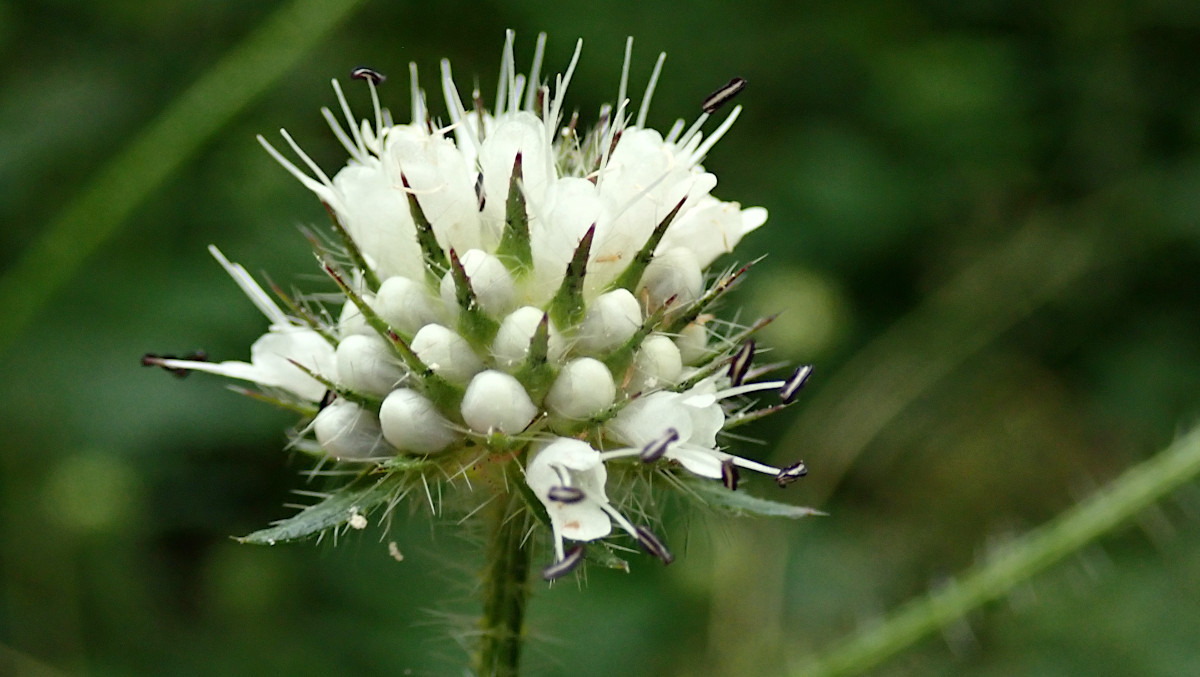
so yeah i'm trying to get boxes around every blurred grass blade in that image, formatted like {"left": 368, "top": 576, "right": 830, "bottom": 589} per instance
{"left": 791, "top": 423, "right": 1200, "bottom": 677}
{"left": 779, "top": 220, "right": 1111, "bottom": 506}
{"left": 0, "top": 0, "right": 367, "bottom": 358}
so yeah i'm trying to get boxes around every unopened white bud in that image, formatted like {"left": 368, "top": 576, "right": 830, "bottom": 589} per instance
{"left": 492, "top": 306, "right": 566, "bottom": 369}
{"left": 335, "top": 334, "right": 407, "bottom": 397}
{"left": 374, "top": 275, "right": 441, "bottom": 335}
{"left": 577, "top": 288, "right": 642, "bottom": 354}
{"left": 338, "top": 297, "right": 374, "bottom": 338}
{"left": 440, "top": 249, "right": 515, "bottom": 318}
{"left": 640, "top": 248, "right": 703, "bottom": 311}
{"left": 675, "top": 320, "right": 710, "bottom": 365}
{"left": 461, "top": 370, "right": 537, "bottom": 434}
{"left": 627, "top": 334, "right": 683, "bottom": 393}
{"left": 379, "top": 388, "right": 458, "bottom": 453}
{"left": 411, "top": 324, "right": 485, "bottom": 385}
{"left": 546, "top": 357, "right": 616, "bottom": 419}
{"left": 314, "top": 399, "right": 390, "bottom": 459}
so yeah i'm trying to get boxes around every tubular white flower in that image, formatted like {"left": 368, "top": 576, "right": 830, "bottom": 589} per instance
{"left": 335, "top": 333, "right": 406, "bottom": 397}
{"left": 313, "top": 399, "right": 391, "bottom": 459}
{"left": 150, "top": 33, "right": 811, "bottom": 575}
{"left": 606, "top": 377, "right": 785, "bottom": 479}
{"left": 411, "top": 324, "right": 484, "bottom": 385}
{"left": 461, "top": 370, "right": 537, "bottom": 434}
{"left": 379, "top": 388, "right": 459, "bottom": 453}
{"left": 545, "top": 357, "right": 616, "bottom": 420}
{"left": 153, "top": 326, "right": 334, "bottom": 402}
{"left": 526, "top": 438, "right": 641, "bottom": 562}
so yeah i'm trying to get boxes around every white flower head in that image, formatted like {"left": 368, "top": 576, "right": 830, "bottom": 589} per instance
{"left": 147, "top": 32, "right": 814, "bottom": 573}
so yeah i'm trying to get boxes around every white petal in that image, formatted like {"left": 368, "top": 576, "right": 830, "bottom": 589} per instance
{"left": 577, "top": 288, "right": 642, "bottom": 354}
{"left": 335, "top": 334, "right": 406, "bottom": 397}
{"left": 374, "top": 276, "right": 442, "bottom": 336}
{"left": 411, "top": 324, "right": 485, "bottom": 386}
{"left": 331, "top": 160, "right": 424, "bottom": 280}
{"left": 545, "top": 358, "right": 615, "bottom": 420}
{"left": 313, "top": 399, "right": 391, "bottom": 459}
{"left": 526, "top": 438, "right": 612, "bottom": 542}
{"left": 460, "top": 370, "right": 537, "bottom": 434}
{"left": 379, "top": 388, "right": 459, "bottom": 453}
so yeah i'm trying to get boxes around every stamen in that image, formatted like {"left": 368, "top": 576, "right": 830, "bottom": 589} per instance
{"left": 701, "top": 76, "right": 746, "bottom": 114}
{"left": 688, "top": 105, "right": 742, "bottom": 165}
{"left": 408, "top": 62, "right": 424, "bottom": 126}
{"left": 635, "top": 52, "right": 666, "bottom": 129}
{"left": 257, "top": 135, "right": 339, "bottom": 205}
{"left": 141, "top": 351, "right": 208, "bottom": 378}
{"left": 775, "top": 461, "right": 808, "bottom": 487}
{"left": 350, "top": 67, "right": 386, "bottom": 85}
{"left": 495, "top": 29, "right": 515, "bottom": 116}
{"left": 721, "top": 458, "right": 740, "bottom": 491}
{"left": 279, "top": 129, "right": 334, "bottom": 188}
{"left": 440, "top": 59, "right": 482, "bottom": 156}
{"left": 616, "top": 37, "right": 633, "bottom": 126}
{"left": 331, "top": 79, "right": 367, "bottom": 159}
{"left": 640, "top": 428, "right": 679, "bottom": 462}
{"left": 318, "top": 389, "right": 336, "bottom": 411}
{"left": 547, "top": 486, "right": 586, "bottom": 504}
{"left": 475, "top": 172, "right": 486, "bottom": 211}
{"left": 634, "top": 526, "right": 674, "bottom": 564}
{"left": 542, "top": 544, "right": 586, "bottom": 580}
{"left": 781, "top": 364, "right": 813, "bottom": 404}
{"left": 524, "top": 32, "right": 548, "bottom": 111}
{"left": 664, "top": 118, "right": 686, "bottom": 144}
{"left": 208, "top": 245, "right": 290, "bottom": 326}
{"left": 320, "top": 107, "right": 363, "bottom": 161}
{"left": 548, "top": 39, "right": 584, "bottom": 149}
{"left": 728, "top": 339, "right": 756, "bottom": 387}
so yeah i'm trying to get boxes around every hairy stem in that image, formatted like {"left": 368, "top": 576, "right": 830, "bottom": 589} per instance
{"left": 791, "top": 423, "right": 1200, "bottom": 677}
{"left": 475, "top": 483, "right": 532, "bottom": 677}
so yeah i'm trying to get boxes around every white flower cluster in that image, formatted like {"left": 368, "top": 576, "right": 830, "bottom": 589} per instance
{"left": 147, "top": 32, "right": 809, "bottom": 578}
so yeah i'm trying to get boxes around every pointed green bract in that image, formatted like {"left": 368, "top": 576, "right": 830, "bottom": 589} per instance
{"left": 266, "top": 279, "right": 338, "bottom": 347}
{"left": 665, "top": 259, "right": 759, "bottom": 334}
{"left": 514, "top": 312, "right": 557, "bottom": 403}
{"left": 448, "top": 249, "right": 502, "bottom": 349}
{"left": 609, "top": 196, "right": 686, "bottom": 293}
{"left": 672, "top": 315, "right": 777, "bottom": 393}
{"left": 285, "top": 358, "right": 380, "bottom": 409}
{"left": 401, "top": 173, "right": 449, "bottom": 283}
{"left": 239, "top": 471, "right": 409, "bottom": 544}
{"left": 603, "top": 302, "right": 671, "bottom": 378}
{"left": 496, "top": 153, "right": 533, "bottom": 273}
{"left": 548, "top": 225, "right": 595, "bottom": 331}
{"left": 322, "top": 201, "right": 381, "bottom": 290}
{"left": 321, "top": 259, "right": 460, "bottom": 407}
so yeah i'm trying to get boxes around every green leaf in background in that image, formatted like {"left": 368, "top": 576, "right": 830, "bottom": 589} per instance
{"left": 684, "top": 478, "right": 824, "bottom": 519}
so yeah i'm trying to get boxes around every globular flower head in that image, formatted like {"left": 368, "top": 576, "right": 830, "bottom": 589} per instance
{"left": 145, "top": 31, "right": 815, "bottom": 578}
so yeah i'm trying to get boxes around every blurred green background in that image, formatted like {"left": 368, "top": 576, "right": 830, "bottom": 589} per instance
{"left": 3, "top": 0, "right": 1200, "bottom": 675}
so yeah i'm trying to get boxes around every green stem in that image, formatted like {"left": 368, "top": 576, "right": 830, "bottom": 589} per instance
{"left": 791, "top": 423, "right": 1200, "bottom": 677}
{"left": 475, "top": 484, "right": 532, "bottom": 677}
